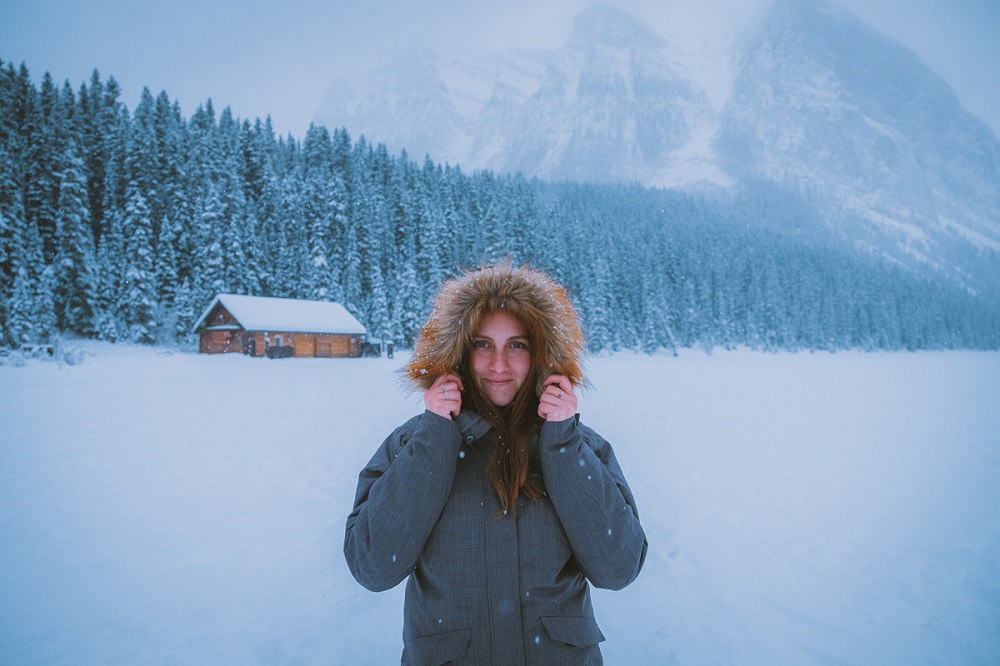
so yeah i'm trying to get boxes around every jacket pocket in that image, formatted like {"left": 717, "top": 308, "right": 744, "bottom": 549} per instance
{"left": 540, "top": 615, "right": 606, "bottom": 648}
{"left": 404, "top": 628, "right": 472, "bottom": 665}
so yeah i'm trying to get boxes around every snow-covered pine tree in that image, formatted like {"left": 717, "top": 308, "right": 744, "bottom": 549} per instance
{"left": 118, "top": 184, "right": 157, "bottom": 343}
{"left": 52, "top": 141, "right": 98, "bottom": 336}
{"left": 414, "top": 157, "right": 448, "bottom": 297}
{"left": 221, "top": 180, "right": 256, "bottom": 296}
{"left": 4, "top": 209, "right": 56, "bottom": 348}
{"left": 0, "top": 144, "right": 17, "bottom": 338}
{"left": 23, "top": 71, "right": 62, "bottom": 263}
{"left": 301, "top": 171, "right": 333, "bottom": 301}
{"left": 91, "top": 202, "right": 123, "bottom": 341}
{"left": 172, "top": 275, "right": 198, "bottom": 339}
{"left": 323, "top": 173, "right": 350, "bottom": 303}
{"left": 271, "top": 178, "right": 305, "bottom": 297}
{"left": 366, "top": 263, "right": 389, "bottom": 352}
{"left": 389, "top": 259, "right": 423, "bottom": 347}
{"left": 193, "top": 182, "right": 227, "bottom": 306}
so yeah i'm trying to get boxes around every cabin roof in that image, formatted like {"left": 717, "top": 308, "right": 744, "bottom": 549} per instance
{"left": 191, "top": 294, "right": 367, "bottom": 335}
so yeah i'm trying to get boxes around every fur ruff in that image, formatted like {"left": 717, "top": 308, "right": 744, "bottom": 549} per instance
{"left": 404, "top": 262, "right": 587, "bottom": 396}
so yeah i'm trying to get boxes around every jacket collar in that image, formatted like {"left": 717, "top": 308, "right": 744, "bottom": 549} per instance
{"left": 454, "top": 410, "right": 492, "bottom": 444}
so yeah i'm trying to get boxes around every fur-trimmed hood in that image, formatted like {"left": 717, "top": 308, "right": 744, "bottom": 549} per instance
{"left": 404, "top": 262, "right": 587, "bottom": 396}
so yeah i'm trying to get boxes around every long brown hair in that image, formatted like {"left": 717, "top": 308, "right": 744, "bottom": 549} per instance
{"left": 459, "top": 310, "right": 546, "bottom": 515}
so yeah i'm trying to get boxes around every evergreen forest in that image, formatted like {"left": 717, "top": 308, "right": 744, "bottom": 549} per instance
{"left": 2, "top": 62, "right": 998, "bottom": 353}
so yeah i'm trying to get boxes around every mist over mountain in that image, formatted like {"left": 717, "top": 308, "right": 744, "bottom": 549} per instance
{"left": 315, "top": 0, "right": 1000, "bottom": 291}
{"left": 715, "top": 0, "right": 1000, "bottom": 282}
{"left": 318, "top": 5, "right": 718, "bottom": 187}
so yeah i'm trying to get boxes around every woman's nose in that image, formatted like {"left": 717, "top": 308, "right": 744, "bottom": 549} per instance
{"left": 490, "top": 350, "right": 508, "bottom": 372}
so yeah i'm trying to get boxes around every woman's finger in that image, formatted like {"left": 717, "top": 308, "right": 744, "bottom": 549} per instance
{"left": 425, "top": 373, "right": 464, "bottom": 419}
{"left": 542, "top": 374, "right": 573, "bottom": 397}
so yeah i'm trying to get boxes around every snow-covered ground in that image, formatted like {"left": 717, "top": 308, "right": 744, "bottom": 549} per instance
{"left": 1, "top": 343, "right": 998, "bottom": 664}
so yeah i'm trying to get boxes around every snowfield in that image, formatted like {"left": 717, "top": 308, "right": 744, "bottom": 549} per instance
{"left": 1, "top": 343, "right": 998, "bottom": 665}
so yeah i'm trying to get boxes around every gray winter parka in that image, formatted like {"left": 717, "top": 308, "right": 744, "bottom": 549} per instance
{"left": 344, "top": 407, "right": 647, "bottom": 665}
{"left": 344, "top": 263, "right": 647, "bottom": 664}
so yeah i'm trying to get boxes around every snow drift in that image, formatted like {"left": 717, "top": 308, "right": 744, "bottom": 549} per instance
{"left": 1, "top": 343, "right": 998, "bottom": 664}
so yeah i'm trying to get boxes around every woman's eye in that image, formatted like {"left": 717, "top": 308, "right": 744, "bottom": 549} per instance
{"left": 510, "top": 341, "right": 528, "bottom": 350}
{"left": 473, "top": 340, "right": 490, "bottom": 349}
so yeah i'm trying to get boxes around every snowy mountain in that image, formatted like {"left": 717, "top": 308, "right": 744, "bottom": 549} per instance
{"left": 471, "top": 6, "right": 715, "bottom": 186}
{"left": 314, "top": 0, "right": 1000, "bottom": 284}
{"left": 715, "top": 0, "right": 1000, "bottom": 273}
{"left": 316, "top": 5, "right": 716, "bottom": 187}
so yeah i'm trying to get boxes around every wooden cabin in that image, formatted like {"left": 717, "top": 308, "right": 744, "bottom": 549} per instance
{"left": 192, "top": 294, "right": 367, "bottom": 358}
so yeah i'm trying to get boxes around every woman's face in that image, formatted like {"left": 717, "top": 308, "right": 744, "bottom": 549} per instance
{"left": 470, "top": 310, "right": 532, "bottom": 407}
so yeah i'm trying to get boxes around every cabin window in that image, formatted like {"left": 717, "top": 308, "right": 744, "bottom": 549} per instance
{"left": 275, "top": 335, "right": 283, "bottom": 347}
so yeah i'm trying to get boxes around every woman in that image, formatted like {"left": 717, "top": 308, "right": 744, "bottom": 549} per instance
{"left": 344, "top": 262, "right": 647, "bottom": 665}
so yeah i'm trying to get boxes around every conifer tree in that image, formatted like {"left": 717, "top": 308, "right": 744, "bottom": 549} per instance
{"left": 0, "top": 144, "right": 17, "bottom": 334}
{"left": 119, "top": 185, "right": 157, "bottom": 342}
{"left": 5, "top": 208, "right": 56, "bottom": 347}
{"left": 91, "top": 208, "right": 123, "bottom": 341}
{"left": 52, "top": 141, "right": 98, "bottom": 335}
{"left": 223, "top": 200, "right": 256, "bottom": 297}
{"left": 324, "top": 174, "right": 350, "bottom": 302}
{"left": 367, "top": 264, "right": 389, "bottom": 351}
{"left": 390, "top": 261, "right": 423, "bottom": 346}
{"left": 193, "top": 183, "right": 227, "bottom": 305}
{"left": 172, "top": 275, "right": 198, "bottom": 338}
{"left": 154, "top": 211, "right": 182, "bottom": 326}
{"left": 24, "top": 71, "right": 62, "bottom": 261}
{"left": 340, "top": 210, "right": 365, "bottom": 319}
{"left": 301, "top": 172, "right": 332, "bottom": 300}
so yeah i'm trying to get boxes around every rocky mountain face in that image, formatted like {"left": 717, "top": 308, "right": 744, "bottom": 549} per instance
{"left": 471, "top": 5, "right": 712, "bottom": 185}
{"left": 315, "top": 0, "right": 1000, "bottom": 282}
{"left": 715, "top": 0, "right": 1000, "bottom": 274}
{"left": 316, "top": 5, "right": 716, "bottom": 186}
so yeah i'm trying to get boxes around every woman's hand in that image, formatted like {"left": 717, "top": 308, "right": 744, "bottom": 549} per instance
{"left": 424, "top": 373, "right": 464, "bottom": 420}
{"left": 538, "top": 374, "right": 577, "bottom": 422}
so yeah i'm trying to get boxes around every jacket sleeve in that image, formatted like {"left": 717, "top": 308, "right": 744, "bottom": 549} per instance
{"left": 344, "top": 411, "right": 463, "bottom": 591}
{"left": 537, "top": 416, "right": 648, "bottom": 590}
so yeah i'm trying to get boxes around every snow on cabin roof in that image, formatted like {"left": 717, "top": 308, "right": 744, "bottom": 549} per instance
{"left": 192, "top": 294, "right": 367, "bottom": 335}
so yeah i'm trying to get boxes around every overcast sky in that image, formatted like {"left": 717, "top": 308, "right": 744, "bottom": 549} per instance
{"left": 2, "top": 0, "right": 998, "bottom": 139}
